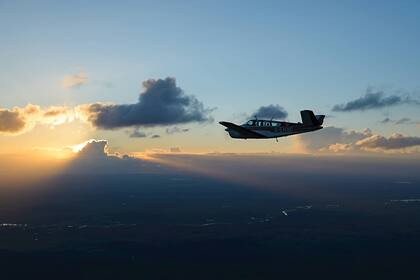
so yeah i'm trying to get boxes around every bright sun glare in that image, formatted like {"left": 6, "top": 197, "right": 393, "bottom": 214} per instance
{"left": 69, "top": 140, "right": 94, "bottom": 153}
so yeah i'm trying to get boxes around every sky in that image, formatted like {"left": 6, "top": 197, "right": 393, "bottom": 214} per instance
{"left": 0, "top": 0, "right": 420, "bottom": 157}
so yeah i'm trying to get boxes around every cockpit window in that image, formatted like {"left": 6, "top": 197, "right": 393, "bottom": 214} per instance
{"left": 247, "top": 120, "right": 254, "bottom": 126}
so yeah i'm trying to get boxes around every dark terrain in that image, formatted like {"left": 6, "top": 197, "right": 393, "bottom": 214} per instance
{"left": 1, "top": 161, "right": 420, "bottom": 279}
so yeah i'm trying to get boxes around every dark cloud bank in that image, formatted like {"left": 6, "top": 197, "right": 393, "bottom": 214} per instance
{"left": 81, "top": 77, "right": 213, "bottom": 129}
{"left": 54, "top": 138, "right": 420, "bottom": 179}
{"left": 333, "top": 89, "right": 420, "bottom": 112}
{"left": 62, "top": 139, "right": 420, "bottom": 183}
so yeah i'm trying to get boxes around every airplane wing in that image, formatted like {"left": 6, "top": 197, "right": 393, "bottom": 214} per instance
{"left": 219, "top": 121, "right": 265, "bottom": 138}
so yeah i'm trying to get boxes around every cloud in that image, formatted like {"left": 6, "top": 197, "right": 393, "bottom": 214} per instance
{"left": 0, "top": 108, "right": 27, "bottom": 134}
{"left": 380, "top": 117, "right": 392, "bottom": 124}
{"left": 1, "top": 78, "right": 212, "bottom": 136}
{"left": 355, "top": 134, "right": 420, "bottom": 151}
{"left": 296, "top": 127, "right": 371, "bottom": 151}
{"left": 78, "top": 77, "right": 213, "bottom": 129}
{"left": 332, "top": 88, "right": 420, "bottom": 112}
{"left": 166, "top": 126, "right": 189, "bottom": 134}
{"left": 63, "top": 139, "right": 167, "bottom": 174}
{"left": 0, "top": 104, "right": 77, "bottom": 135}
{"left": 380, "top": 117, "right": 416, "bottom": 125}
{"left": 251, "top": 104, "right": 288, "bottom": 119}
{"left": 296, "top": 126, "right": 420, "bottom": 153}
{"left": 129, "top": 129, "right": 147, "bottom": 138}
{"left": 78, "top": 140, "right": 109, "bottom": 158}
{"left": 62, "top": 71, "right": 88, "bottom": 89}
{"left": 395, "top": 118, "right": 412, "bottom": 125}
{"left": 43, "top": 106, "right": 69, "bottom": 117}
{"left": 129, "top": 129, "right": 164, "bottom": 139}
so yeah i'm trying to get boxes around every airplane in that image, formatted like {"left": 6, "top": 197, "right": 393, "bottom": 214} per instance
{"left": 219, "top": 110, "right": 325, "bottom": 140}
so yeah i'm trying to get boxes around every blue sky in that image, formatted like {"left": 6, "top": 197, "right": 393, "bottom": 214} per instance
{"left": 0, "top": 0, "right": 419, "bottom": 153}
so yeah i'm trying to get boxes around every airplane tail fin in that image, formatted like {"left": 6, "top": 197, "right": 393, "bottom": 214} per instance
{"left": 300, "top": 110, "right": 324, "bottom": 126}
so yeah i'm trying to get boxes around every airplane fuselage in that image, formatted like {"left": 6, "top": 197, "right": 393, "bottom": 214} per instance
{"left": 220, "top": 110, "right": 325, "bottom": 140}
{"left": 226, "top": 121, "right": 322, "bottom": 139}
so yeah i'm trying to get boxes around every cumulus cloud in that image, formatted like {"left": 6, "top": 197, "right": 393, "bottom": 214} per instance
{"left": 78, "top": 140, "right": 109, "bottom": 158}
{"left": 78, "top": 77, "right": 213, "bottom": 129}
{"left": 297, "top": 127, "right": 371, "bottom": 152}
{"left": 251, "top": 104, "right": 288, "bottom": 119}
{"left": 63, "top": 139, "right": 168, "bottom": 174}
{"left": 296, "top": 126, "right": 420, "bottom": 153}
{"left": 0, "top": 108, "right": 27, "bottom": 133}
{"left": 332, "top": 88, "right": 420, "bottom": 112}
{"left": 355, "top": 134, "right": 420, "bottom": 151}
{"left": 62, "top": 71, "right": 88, "bottom": 89}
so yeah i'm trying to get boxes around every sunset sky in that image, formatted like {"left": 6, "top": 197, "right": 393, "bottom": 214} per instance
{"left": 2, "top": 3, "right": 420, "bottom": 277}
{"left": 1, "top": 0, "right": 420, "bottom": 158}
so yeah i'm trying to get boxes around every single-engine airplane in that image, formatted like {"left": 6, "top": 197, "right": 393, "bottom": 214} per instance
{"left": 220, "top": 110, "right": 325, "bottom": 140}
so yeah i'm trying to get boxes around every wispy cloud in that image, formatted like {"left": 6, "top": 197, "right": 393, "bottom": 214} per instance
{"left": 166, "top": 126, "right": 189, "bottom": 134}
{"left": 62, "top": 71, "right": 88, "bottom": 89}
{"left": 129, "top": 128, "right": 147, "bottom": 138}
{"left": 0, "top": 104, "right": 76, "bottom": 135}
{"left": 332, "top": 88, "right": 420, "bottom": 112}
{"left": 380, "top": 117, "right": 417, "bottom": 125}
